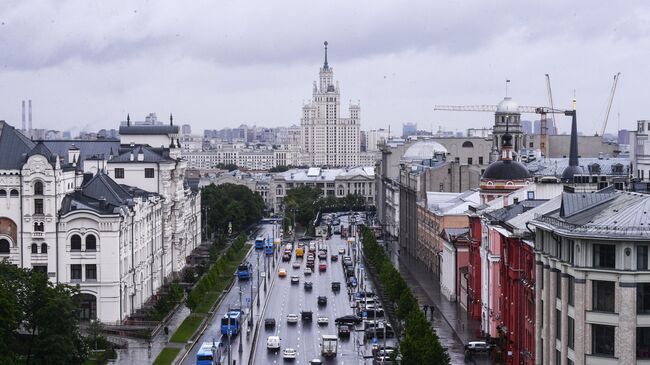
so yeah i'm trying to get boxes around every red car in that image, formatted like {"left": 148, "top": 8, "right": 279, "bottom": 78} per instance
{"left": 319, "top": 263, "right": 327, "bottom": 272}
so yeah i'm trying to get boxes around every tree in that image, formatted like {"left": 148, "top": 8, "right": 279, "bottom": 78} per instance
{"left": 283, "top": 186, "right": 322, "bottom": 229}
{"left": 269, "top": 165, "right": 289, "bottom": 173}
{"left": 202, "top": 183, "right": 265, "bottom": 234}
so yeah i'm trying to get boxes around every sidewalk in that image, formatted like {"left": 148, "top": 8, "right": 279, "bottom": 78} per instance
{"left": 387, "top": 243, "right": 482, "bottom": 346}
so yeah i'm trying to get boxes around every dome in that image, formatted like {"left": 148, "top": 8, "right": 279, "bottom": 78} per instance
{"left": 496, "top": 96, "right": 519, "bottom": 114}
{"left": 481, "top": 160, "right": 530, "bottom": 180}
{"left": 402, "top": 141, "right": 448, "bottom": 161}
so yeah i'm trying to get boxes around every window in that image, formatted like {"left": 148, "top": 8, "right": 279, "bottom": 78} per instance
{"left": 462, "top": 141, "right": 474, "bottom": 148}
{"left": 71, "top": 234, "right": 82, "bottom": 251}
{"left": 467, "top": 157, "right": 473, "bottom": 165}
{"left": 33, "top": 265, "right": 47, "bottom": 274}
{"left": 10, "top": 189, "right": 18, "bottom": 197}
{"left": 86, "top": 264, "right": 97, "bottom": 280}
{"left": 34, "top": 222, "right": 44, "bottom": 232}
{"left": 638, "top": 283, "right": 650, "bottom": 314}
{"left": 592, "top": 324, "right": 615, "bottom": 356}
{"left": 557, "top": 273, "right": 562, "bottom": 299}
{"left": 568, "top": 316, "right": 575, "bottom": 349}
{"left": 556, "top": 309, "right": 562, "bottom": 340}
{"left": 71, "top": 264, "right": 82, "bottom": 280}
{"left": 114, "top": 168, "right": 124, "bottom": 179}
{"left": 41, "top": 243, "right": 47, "bottom": 254}
{"left": 34, "top": 181, "right": 43, "bottom": 195}
{"left": 86, "top": 235, "right": 97, "bottom": 251}
{"left": 145, "top": 168, "right": 154, "bottom": 178}
{"left": 0, "top": 239, "right": 9, "bottom": 253}
{"left": 640, "top": 245, "right": 649, "bottom": 270}
{"left": 0, "top": 189, "right": 5, "bottom": 197}
{"left": 637, "top": 327, "right": 650, "bottom": 359}
{"left": 592, "top": 280, "right": 615, "bottom": 312}
{"left": 34, "top": 199, "right": 43, "bottom": 215}
{"left": 478, "top": 156, "right": 484, "bottom": 165}
{"left": 31, "top": 243, "right": 38, "bottom": 254}
{"left": 593, "top": 244, "right": 616, "bottom": 268}
{"left": 568, "top": 276, "right": 575, "bottom": 306}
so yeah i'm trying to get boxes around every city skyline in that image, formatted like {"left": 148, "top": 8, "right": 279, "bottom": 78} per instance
{"left": 0, "top": 1, "right": 648, "bottom": 135}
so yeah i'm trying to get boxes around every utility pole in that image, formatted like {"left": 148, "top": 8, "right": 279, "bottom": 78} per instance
{"left": 257, "top": 252, "right": 260, "bottom": 306}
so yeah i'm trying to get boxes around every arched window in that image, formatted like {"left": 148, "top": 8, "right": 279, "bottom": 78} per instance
{"left": 86, "top": 235, "right": 97, "bottom": 251}
{"left": 462, "top": 141, "right": 474, "bottom": 148}
{"left": 31, "top": 243, "right": 38, "bottom": 254}
{"left": 71, "top": 234, "right": 81, "bottom": 251}
{"left": 0, "top": 239, "right": 10, "bottom": 253}
{"left": 41, "top": 243, "right": 47, "bottom": 254}
{"left": 0, "top": 189, "right": 6, "bottom": 197}
{"left": 34, "top": 181, "right": 43, "bottom": 195}
{"left": 10, "top": 189, "right": 19, "bottom": 197}
{"left": 34, "top": 222, "right": 44, "bottom": 232}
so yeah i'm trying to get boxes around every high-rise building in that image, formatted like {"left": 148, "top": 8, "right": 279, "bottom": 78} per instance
{"left": 365, "top": 129, "right": 390, "bottom": 151}
{"left": 402, "top": 122, "right": 417, "bottom": 138}
{"left": 301, "top": 42, "right": 360, "bottom": 167}
{"left": 181, "top": 124, "right": 192, "bottom": 135}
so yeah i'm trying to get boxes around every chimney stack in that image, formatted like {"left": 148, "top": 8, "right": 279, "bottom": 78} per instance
{"left": 28, "top": 100, "right": 32, "bottom": 131}
{"left": 21, "top": 101, "right": 26, "bottom": 131}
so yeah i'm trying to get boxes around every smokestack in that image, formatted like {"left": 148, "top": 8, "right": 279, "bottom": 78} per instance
{"left": 21, "top": 101, "right": 26, "bottom": 131}
{"left": 28, "top": 100, "right": 32, "bottom": 131}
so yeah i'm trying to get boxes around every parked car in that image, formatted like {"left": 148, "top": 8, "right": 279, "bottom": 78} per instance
{"left": 338, "top": 325, "right": 351, "bottom": 337}
{"left": 347, "top": 276, "right": 358, "bottom": 288}
{"left": 465, "top": 341, "right": 491, "bottom": 353}
{"left": 335, "top": 315, "right": 362, "bottom": 326}
{"left": 264, "top": 318, "right": 276, "bottom": 329}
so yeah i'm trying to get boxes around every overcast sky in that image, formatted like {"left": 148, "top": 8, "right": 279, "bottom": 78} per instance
{"left": 0, "top": 1, "right": 648, "bottom": 136}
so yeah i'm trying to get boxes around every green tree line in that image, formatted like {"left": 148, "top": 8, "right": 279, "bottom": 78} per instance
{"left": 360, "top": 227, "right": 450, "bottom": 365}
{"left": 0, "top": 260, "right": 88, "bottom": 364}
{"left": 202, "top": 183, "right": 265, "bottom": 236}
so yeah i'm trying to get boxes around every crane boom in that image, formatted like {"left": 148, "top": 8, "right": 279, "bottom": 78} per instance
{"left": 545, "top": 74, "right": 557, "bottom": 132}
{"left": 600, "top": 72, "right": 621, "bottom": 136}
{"left": 433, "top": 105, "right": 567, "bottom": 114}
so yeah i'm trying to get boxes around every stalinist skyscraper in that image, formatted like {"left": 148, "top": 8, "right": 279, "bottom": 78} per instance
{"left": 301, "top": 42, "right": 360, "bottom": 167}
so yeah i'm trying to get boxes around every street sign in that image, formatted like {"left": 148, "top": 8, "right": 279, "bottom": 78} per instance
{"left": 362, "top": 311, "right": 368, "bottom": 318}
{"left": 372, "top": 337, "right": 378, "bottom": 344}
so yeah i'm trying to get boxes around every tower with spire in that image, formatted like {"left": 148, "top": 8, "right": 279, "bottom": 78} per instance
{"left": 301, "top": 41, "right": 360, "bottom": 167}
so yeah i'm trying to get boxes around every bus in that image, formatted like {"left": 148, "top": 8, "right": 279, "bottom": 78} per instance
{"left": 221, "top": 309, "right": 242, "bottom": 336}
{"left": 254, "top": 236, "right": 265, "bottom": 249}
{"left": 265, "top": 240, "right": 274, "bottom": 256}
{"left": 196, "top": 341, "right": 224, "bottom": 365}
{"left": 237, "top": 263, "right": 252, "bottom": 280}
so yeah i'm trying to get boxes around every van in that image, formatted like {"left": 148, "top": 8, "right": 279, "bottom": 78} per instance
{"left": 266, "top": 336, "right": 280, "bottom": 350}
{"left": 465, "top": 341, "right": 491, "bottom": 353}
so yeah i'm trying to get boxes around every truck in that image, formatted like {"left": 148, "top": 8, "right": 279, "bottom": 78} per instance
{"left": 237, "top": 263, "right": 252, "bottom": 280}
{"left": 321, "top": 335, "right": 338, "bottom": 357}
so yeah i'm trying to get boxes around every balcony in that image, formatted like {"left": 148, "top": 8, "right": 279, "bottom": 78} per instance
{"left": 32, "top": 231, "right": 44, "bottom": 239}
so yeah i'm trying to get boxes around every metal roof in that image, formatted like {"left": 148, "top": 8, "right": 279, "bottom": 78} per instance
{"left": 118, "top": 125, "right": 179, "bottom": 135}
{"left": 0, "top": 121, "right": 36, "bottom": 169}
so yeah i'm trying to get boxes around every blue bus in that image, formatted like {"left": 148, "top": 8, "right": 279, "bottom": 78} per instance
{"left": 221, "top": 309, "right": 242, "bottom": 336}
{"left": 265, "top": 240, "right": 274, "bottom": 256}
{"left": 254, "top": 236, "right": 265, "bottom": 249}
{"left": 196, "top": 341, "right": 224, "bottom": 365}
{"left": 237, "top": 263, "right": 252, "bottom": 280}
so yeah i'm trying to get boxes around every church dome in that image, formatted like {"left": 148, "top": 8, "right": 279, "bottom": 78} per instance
{"left": 496, "top": 96, "right": 519, "bottom": 114}
{"left": 402, "top": 141, "right": 448, "bottom": 161}
{"left": 482, "top": 159, "right": 530, "bottom": 180}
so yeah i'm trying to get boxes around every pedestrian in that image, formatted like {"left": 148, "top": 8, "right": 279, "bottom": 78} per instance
{"left": 423, "top": 304, "right": 429, "bottom": 315}
{"left": 164, "top": 326, "right": 169, "bottom": 335}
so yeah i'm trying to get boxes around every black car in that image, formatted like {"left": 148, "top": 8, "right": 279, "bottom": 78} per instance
{"left": 304, "top": 281, "right": 313, "bottom": 291}
{"left": 331, "top": 281, "right": 341, "bottom": 291}
{"left": 301, "top": 310, "right": 313, "bottom": 321}
{"left": 330, "top": 254, "right": 338, "bottom": 262}
{"left": 317, "top": 296, "right": 327, "bottom": 306}
{"left": 335, "top": 315, "right": 362, "bottom": 326}
{"left": 264, "top": 318, "right": 276, "bottom": 329}
{"left": 338, "top": 325, "right": 351, "bottom": 337}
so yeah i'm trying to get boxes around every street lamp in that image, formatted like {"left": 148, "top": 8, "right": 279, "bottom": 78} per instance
{"left": 211, "top": 338, "right": 218, "bottom": 365}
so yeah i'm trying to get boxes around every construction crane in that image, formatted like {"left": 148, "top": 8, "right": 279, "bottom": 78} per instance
{"left": 543, "top": 74, "right": 557, "bottom": 157}
{"left": 599, "top": 72, "right": 621, "bottom": 136}
{"left": 433, "top": 104, "right": 571, "bottom": 157}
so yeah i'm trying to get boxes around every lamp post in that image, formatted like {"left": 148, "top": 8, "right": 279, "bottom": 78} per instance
{"left": 211, "top": 338, "right": 217, "bottom": 365}
{"left": 256, "top": 252, "right": 260, "bottom": 306}
{"left": 238, "top": 289, "right": 243, "bottom": 353}
{"left": 227, "top": 305, "right": 232, "bottom": 365}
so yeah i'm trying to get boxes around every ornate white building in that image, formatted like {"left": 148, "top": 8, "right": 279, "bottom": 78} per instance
{"left": 0, "top": 118, "right": 201, "bottom": 323}
{"left": 301, "top": 42, "right": 361, "bottom": 167}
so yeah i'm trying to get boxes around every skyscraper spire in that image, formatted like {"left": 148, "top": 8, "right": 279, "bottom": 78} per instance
{"left": 170, "top": 113, "right": 173, "bottom": 126}
{"left": 127, "top": 113, "right": 130, "bottom": 126}
{"left": 323, "top": 41, "right": 329, "bottom": 70}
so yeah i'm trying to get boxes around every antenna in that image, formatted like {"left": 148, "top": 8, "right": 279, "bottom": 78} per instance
{"left": 505, "top": 79, "right": 511, "bottom": 96}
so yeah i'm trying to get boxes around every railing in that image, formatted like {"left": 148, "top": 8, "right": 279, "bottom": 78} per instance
{"left": 32, "top": 231, "right": 44, "bottom": 238}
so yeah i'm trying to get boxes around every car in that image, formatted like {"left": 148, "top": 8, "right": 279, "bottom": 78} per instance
{"left": 331, "top": 282, "right": 341, "bottom": 291}
{"left": 267, "top": 335, "right": 280, "bottom": 350}
{"left": 291, "top": 275, "right": 299, "bottom": 284}
{"left": 278, "top": 269, "right": 287, "bottom": 277}
{"left": 318, "top": 251, "right": 327, "bottom": 260}
{"left": 317, "top": 316, "right": 329, "bottom": 325}
{"left": 372, "top": 345, "right": 396, "bottom": 357}
{"left": 348, "top": 276, "right": 358, "bottom": 288}
{"left": 338, "top": 325, "right": 351, "bottom": 337}
{"left": 309, "top": 359, "right": 323, "bottom": 365}
{"left": 338, "top": 248, "right": 346, "bottom": 254}
{"left": 304, "top": 267, "right": 312, "bottom": 275}
{"left": 282, "top": 253, "right": 291, "bottom": 262}
{"left": 319, "top": 263, "right": 327, "bottom": 272}
{"left": 301, "top": 310, "right": 313, "bottom": 321}
{"left": 283, "top": 348, "right": 297, "bottom": 360}
{"left": 287, "top": 314, "right": 299, "bottom": 323}
{"left": 330, "top": 254, "right": 338, "bottom": 262}
{"left": 304, "top": 281, "right": 313, "bottom": 291}
{"left": 317, "top": 296, "right": 327, "bottom": 306}
{"left": 465, "top": 341, "right": 491, "bottom": 353}
{"left": 292, "top": 262, "right": 300, "bottom": 269}
{"left": 335, "top": 315, "right": 362, "bottom": 325}
{"left": 264, "top": 318, "right": 276, "bottom": 329}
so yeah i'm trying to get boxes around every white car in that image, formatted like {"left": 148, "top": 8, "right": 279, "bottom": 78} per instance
{"left": 291, "top": 276, "right": 300, "bottom": 284}
{"left": 317, "top": 316, "right": 329, "bottom": 325}
{"left": 287, "top": 313, "right": 299, "bottom": 323}
{"left": 267, "top": 335, "right": 280, "bottom": 349}
{"left": 283, "top": 348, "right": 297, "bottom": 359}
{"left": 304, "top": 267, "right": 312, "bottom": 275}
{"left": 338, "top": 248, "right": 346, "bottom": 254}
{"left": 292, "top": 262, "right": 300, "bottom": 269}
